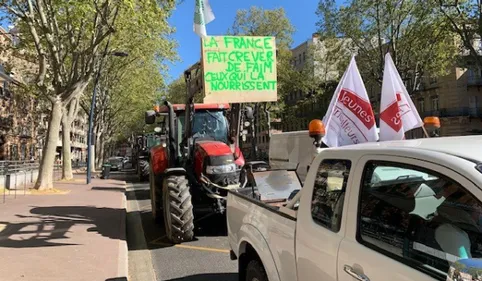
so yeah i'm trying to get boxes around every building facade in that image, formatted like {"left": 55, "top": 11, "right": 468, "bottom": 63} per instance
{"left": 277, "top": 34, "right": 347, "bottom": 133}
{"left": 0, "top": 27, "right": 40, "bottom": 161}
{"left": 60, "top": 113, "right": 88, "bottom": 162}
{"left": 0, "top": 26, "right": 88, "bottom": 162}
{"left": 412, "top": 66, "right": 482, "bottom": 136}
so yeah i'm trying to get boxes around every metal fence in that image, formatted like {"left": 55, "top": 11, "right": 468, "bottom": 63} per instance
{"left": 0, "top": 160, "right": 62, "bottom": 203}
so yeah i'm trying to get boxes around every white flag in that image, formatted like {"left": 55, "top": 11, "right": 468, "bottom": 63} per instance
{"left": 194, "top": 0, "right": 215, "bottom": 38}
{"left": 379, "top": 53, "right": 423, "bottom": 141}
{"left": 322, "top": 56, "right": 378, "bottom": 147}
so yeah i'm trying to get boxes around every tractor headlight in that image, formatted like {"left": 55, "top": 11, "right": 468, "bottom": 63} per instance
{"left": 206, "top": 163, "right": 236, "bottom": 175}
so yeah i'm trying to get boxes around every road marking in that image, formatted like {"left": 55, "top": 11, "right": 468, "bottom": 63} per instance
{"left": 174, "top": 244, "right": 230, "bottom": 253}
{"left": 149, "top": 236, "right": 230, "bottom": 254}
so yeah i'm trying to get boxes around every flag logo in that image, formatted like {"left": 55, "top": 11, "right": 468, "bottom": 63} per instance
{"left": 337, "top": 89, "right": 376, "bottom": 129}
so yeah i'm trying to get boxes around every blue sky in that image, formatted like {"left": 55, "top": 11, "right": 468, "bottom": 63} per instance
{"left": 166, "top": 0, "right": 321, "bottom": 83}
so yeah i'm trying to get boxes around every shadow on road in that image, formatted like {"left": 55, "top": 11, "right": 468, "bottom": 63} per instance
{"left": 0, "top": 204, "right": 125, "bottom": 248}
{"left": 125, "top": 188, "right": 150, "bottom": 201}
{"left": 126, "top": 178, "right": 229, "bottom": 251}
{"left": 164, "top": 273, "right": 238, "bottom": 281}
{"left": 92, "top": 186, "right": 126, "bottom": 192}
{"left": 134, "top": 208, "right": 228, "bottom": 251}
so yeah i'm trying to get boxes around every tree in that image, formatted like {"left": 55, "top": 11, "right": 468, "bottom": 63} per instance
{"left": 82, "top": 0, "right": 176, "bottom": 166}
{"left": 0, "top": 0, "right": 123, "bottom": 189}
{"left": 317, "top": 0, "right": 457, "bottom": 94}
{"left": 1, "top": 0, "right": 176, "bottom": 188}
{"left": 437, "top": 0, "right": 482, "bottom": 69}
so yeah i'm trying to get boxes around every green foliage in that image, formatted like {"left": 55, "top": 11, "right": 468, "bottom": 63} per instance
{"left": 164, "top": 75, "right": 203, "bottom": 104}
{"left": 317, "top": 0, "right": 457, "bottom": 93}
{"left": 437, "top": 0, "right": 482, "bottom": 69}
{"left": 79, "top": 0, "right": 177, "bottom": 143}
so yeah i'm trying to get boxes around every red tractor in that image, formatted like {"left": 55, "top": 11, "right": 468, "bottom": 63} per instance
{"left": 145, "top": 69, "right": 248, "bottom": 243}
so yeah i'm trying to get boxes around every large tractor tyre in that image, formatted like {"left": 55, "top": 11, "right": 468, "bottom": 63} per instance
{"left": 162, "top": 175, "right": 194, "bottom": 244}
{"left": 245, "top": 260, "right": 268, "bottom": 281}
{"left": 150, "top": 172, "right": 162, "bottom": 223}
{"left": 138, "top": 159, "right": 150, "bottom": 182}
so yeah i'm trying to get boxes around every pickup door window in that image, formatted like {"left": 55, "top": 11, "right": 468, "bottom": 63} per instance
{"left": 311, "top": 160, "right": 351, "bottom": 232}
{"left": 296, "top": 159, "right": 352, "bottom": 281}
{"left": 339, "top": 159, "right": 482, "bottom": 281}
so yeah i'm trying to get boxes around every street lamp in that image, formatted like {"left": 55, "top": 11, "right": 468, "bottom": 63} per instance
{"left": 86, "top": 51, "right": 128, "bottom": 184}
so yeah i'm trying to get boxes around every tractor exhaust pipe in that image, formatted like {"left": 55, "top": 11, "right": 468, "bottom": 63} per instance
{"left": 164, "top": 101, "right": 177, "bottom": 165}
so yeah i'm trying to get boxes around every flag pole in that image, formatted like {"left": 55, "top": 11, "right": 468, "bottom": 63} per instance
{"left": 421, "top": 126, "right": 430, "bottom": 138}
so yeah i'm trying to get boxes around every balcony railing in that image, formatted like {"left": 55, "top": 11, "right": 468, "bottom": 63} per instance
{"left": 467, "top": 77, "right": 482, "bottom": 86}
{"left": 420, "top": 107, "right": 482, "bottom": 118}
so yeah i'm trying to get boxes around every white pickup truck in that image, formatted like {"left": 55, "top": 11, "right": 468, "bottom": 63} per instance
{"left": 227, "top": 136, "right": 482, "bottom": 281}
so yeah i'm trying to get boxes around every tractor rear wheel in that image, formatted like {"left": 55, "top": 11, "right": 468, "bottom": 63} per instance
{"left": 162, "top": 175, "right": 194, "bottom": 243}
{"left": 138, "top": 159, "right": 150, "bottom": 182}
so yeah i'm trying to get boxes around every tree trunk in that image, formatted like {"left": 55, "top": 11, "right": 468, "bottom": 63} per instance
{"left": 95, "top": 132, "right": 101, "bottom": 168}
{"left": 60, "top": 98, "right": 80, "bottom": 180}
{"left": 61, "top": 112, "right": 73, "bottom": 180}
{"left": 34, "top": 99, "right": 62, "bottom": 190}
{"left": 95, "top": 132, "right": 104, "bottom": 169}
{"left": 99, "top": 137, "right": 106, "bottom": 168}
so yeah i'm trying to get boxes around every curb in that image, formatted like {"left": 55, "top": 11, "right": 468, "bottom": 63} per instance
{"left": 118, "top": 192, "right": 128, "bottom": 279}
{"left": 126, "top": 183, "right": 157, "bottom": 281}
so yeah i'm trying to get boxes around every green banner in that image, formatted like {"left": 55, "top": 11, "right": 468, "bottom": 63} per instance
{"left": 202, "top": 36, "right": 278, "bottom": 103}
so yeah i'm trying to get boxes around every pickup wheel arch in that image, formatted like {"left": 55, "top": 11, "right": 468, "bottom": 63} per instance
{"left": 237, "top": 225, "right": 281, "bottom": 281}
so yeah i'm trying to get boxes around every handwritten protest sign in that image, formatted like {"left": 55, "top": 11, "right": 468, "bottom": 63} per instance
{"left": 201, "top": 36, "right": 278, "bottom": 103}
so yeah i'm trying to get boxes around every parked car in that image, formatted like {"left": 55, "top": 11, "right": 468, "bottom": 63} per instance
{"left": 227, "top": 135, "right": 482, "bottom": 281}
{"left": 107, "top": 157, "right": 123, "bottom": 171}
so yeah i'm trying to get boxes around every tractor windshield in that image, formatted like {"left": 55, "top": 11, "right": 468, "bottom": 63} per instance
{"left": 178, "top": 110, "right": 228, "bottom": 143}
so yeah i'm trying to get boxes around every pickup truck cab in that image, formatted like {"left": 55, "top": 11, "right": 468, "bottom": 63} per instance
{"left": 227, "top": 136, "right": 482, "bottom": 281}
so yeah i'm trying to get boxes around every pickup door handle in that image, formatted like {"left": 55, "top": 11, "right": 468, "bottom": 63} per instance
{"left": 344, "top": 265, "right": 370, "bottom": 281}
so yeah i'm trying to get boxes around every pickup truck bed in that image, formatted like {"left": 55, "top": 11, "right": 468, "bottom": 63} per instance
{"left": 227, "top": 188, "right": 298, "bottom": 281}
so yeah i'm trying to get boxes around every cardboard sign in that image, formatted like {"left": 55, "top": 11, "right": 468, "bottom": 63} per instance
{"left": 201, "top": 36, "right": 278, "bottom": 103}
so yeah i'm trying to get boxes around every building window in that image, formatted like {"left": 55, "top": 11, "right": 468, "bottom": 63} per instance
{"left": 9, "top": 144, "right": 18, "bottom": 160}
{"left": 298, "top": 54, "right": 302, "bottom": 65}
{"left": 20, "top": 143, "right": 26, "bottom": 160}
{"left": 418, "top": 99, "right": 425, "bottom": 113}
{"left": 358, "top": 161, "right": 482, "bottom": 277}
{"left": 431, "top": 96, "right": 439, "bottom": 111}
{"left": 469, "top": 96, "right": 478, "bottom": 108}
{"left": 311, "top": 159, "right": 351, "bottom": 232}
{"left": 303, "top": 52, "right": 306, "bottom": 62}
{"left": 30, "top": 144, "right": 35, "bottom": 160}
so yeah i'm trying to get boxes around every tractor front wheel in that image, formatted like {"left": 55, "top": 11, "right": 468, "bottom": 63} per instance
{"left": 162, "top": 175, "right": 194, "bottom": 243}
{"left": 138, "top": 159, "right": 150, "bottom": 182}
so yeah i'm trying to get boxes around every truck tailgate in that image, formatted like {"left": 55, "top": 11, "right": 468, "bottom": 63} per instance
{"left": 227, "top": 190, "right": 298, "bottom": 281}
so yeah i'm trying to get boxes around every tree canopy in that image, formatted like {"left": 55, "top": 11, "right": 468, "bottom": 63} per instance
{"left": 317, "top": 0, "right": 457, "bottom": 93}
{"left": 437, "top": 0, "right": 482, "bottom": 69}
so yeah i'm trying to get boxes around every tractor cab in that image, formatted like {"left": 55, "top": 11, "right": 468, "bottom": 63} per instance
{"left": 166, "top": 104, "right": 231, "bottom": 156}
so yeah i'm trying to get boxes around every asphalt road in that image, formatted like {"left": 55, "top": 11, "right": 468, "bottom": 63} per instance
{"left": 122, "top": 172, "right": 238, "bottom": 281}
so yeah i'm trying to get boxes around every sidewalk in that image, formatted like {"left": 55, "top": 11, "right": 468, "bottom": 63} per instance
{"left": 0, "top": 175, "right": 127, "bottom": 281}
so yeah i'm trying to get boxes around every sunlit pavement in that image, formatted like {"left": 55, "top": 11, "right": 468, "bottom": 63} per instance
{"left": 118, "top": 171, "right": 238, "bottom": 281}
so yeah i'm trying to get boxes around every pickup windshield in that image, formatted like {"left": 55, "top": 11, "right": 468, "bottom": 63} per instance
{"left": 178, "top": 110, "right": 228, "bottom": 143}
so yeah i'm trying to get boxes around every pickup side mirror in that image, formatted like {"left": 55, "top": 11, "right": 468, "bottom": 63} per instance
{"left": 145, "top": 110, "right": 156, "bottom": 125}
{"left": 448, "top": 258, "right": 482, "bottom": 280}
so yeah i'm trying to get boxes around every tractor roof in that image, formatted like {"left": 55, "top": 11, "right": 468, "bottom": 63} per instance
{"left": 159, "top": 103, "right": 230, "bottom": 113}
